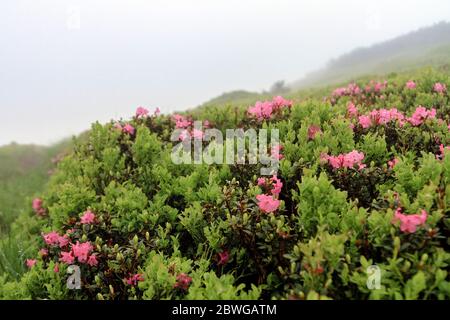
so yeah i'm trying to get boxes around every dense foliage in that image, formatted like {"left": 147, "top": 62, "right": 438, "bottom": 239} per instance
{"left": 1, "top": 68, "right": 450, "bottom": 300}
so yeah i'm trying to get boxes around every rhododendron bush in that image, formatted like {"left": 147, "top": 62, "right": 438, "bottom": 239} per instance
{"left": 1, "top": 69, "right": 450, "bottom": 300}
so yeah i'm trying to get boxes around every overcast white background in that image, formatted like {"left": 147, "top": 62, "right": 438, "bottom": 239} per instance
{"left": 1, "top": 0, "right": 450, "bottom": 146}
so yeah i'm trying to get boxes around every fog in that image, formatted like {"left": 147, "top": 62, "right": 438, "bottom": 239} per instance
{"left": 1, "top": 0, "right": 450, "bottom": 145}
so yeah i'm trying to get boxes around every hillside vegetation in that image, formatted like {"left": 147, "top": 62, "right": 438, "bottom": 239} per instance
{"left": 0, "top": 67, "right": 449, "bottom": 300}
{"left": 292, "top": 22, "right": 450, "bottom": 89}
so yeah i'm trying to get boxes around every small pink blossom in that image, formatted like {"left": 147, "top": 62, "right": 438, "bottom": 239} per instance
{"left": 32, "top": 198, "right": 45, "bottom": 216}
{"left": 80, "top": 210, "right": 96, "bottom": 225}
{"left": 87, "top": 254, "right": 99, "bottom": 267}
{"left": 43, "top": 231, "right": 61, "bottom": 246}
{"left": 39, "top": 248, "right": 48, "bottom": 257}
{"left": 434, "top": 82, "right": 447, "bottom": 94}
{"left": 322, "top": 150, "right": 365, "bottom": 170}
{"left": 26, "top": 259, "right": 37, "bottom": 269}
{"left": 271, "top": 175, "right": 283, "bottom": 196}
{"left": 392, "top": 208, "right": 427, "bottom": 233}
{"left": 123, "top": 123, "right": 135, "bottom": 135}
{"left": 58, "top": 235, "right": 70, "bottom": 248}
{"left": 126, "top": 274, "right": 144, "bottom": 286}
{"left": 406, "top": 80, "right": 416, "bottom": 89}
{"left": 72, "top": 241, "right": 93, "bottom": 263}
{"left": 172, "top": 114, "right": 191, "bottom": 129}
{"left": 218, "top": 250, "right": 230, "bottom": 266}
{"left": 174, "top": 273, "right": 192, "bottom": 290}
{"left": 307, "top": 125, "right": 322, "bottom": 140}
{"left": 178, "top": 129, "right": 191, "bottom": 141}
{"left": 256, "top": 194, "right": 280, "bottom": 213}
{"left": 59, "top": 251, "right": 75, "bottom": 264}
{"left": 136, "top": 107, "right": 149, "bottom": 118}
{"left": 257, "top": 177, "right": 266, "bottom": 186}
{"left": 407, "top": 106, "right": 436, "bottom": 126}
{"left": 192, "top": 129, "right": 204, "bottom": 139}
{"left": 54, "top": 263, "right": 60, "bottom": 273}
{"left": 154, "top": 107, "right": 161, "bottom": 116}
{"left": 438, "top": 144, "right": 450, "bottom": 160}
{"left": 347, "top": 102, "right": 358, "bottom": 118}
{"left": 358, "top": 115, "right": 372, "bottom": 129}
{"left": 388, "top": 158, "right": 399, "bottom": 169}
{"left": 271, "top": 144, "right": 284, "bottom": 160}
{"left": 271, "top": 96, "right": 293, "bottom": 109}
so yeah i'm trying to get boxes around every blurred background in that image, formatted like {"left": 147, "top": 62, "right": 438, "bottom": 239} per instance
{"left": 1, "top": 0, "right": 450, "bottom": 146}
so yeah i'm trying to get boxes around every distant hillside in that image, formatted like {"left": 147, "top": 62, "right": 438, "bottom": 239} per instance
{"left": 292, "top": 21, "right": 450, "bottom": 89}
{"left": 0, "top": 140, "right": 72, "bottom": 233}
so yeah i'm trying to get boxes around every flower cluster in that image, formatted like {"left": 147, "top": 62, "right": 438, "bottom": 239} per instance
{"left": 174, "top": 273, "right": 192, "bottom": 290}
{"left": 247, "top": 96, "right": 292, "bottom": 121}
{"left": 405, "top": 80, "right": 417, "bottom": 89}
{"left": 354, "top": 106, "right": 436, "bottom": 128}
{"left": 80, "top": 210, "right": 96, "bottom": 225}
{"left": 392, "top": 208, "right": 428, "bottom": 233}
{"left": 407, "top": 106, "right": 436, "bottom": 126}
{"left": 32, "top": 198, "right": 46, "bottom": 216}
{"left": 125, "top": 273, "right": 144, "bottom": 286}
{"left": 434, "top": 82, "right": 447, "bottom": 94}
{"left": 321, "top": 150, "right": 366, "bottom": 170}
{"left": 171, "top": 114, "right": 209, "bottom": 141}
{"left": 256, "top": 175, "right": 282, "bottom": 214}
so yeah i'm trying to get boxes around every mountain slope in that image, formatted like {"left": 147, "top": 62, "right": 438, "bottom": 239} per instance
{"left": 292, "top": 21, "right": 450, "bottom": 89}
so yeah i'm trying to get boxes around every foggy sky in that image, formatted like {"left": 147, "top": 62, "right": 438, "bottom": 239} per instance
{"left": 1, "top": 0, "right": 450, "bottom": 146}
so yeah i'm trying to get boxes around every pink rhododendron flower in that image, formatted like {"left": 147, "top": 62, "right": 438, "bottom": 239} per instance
{"left": 392, "top": 208, "right": 427, "bottom": 233}
{"left": 406, "top": 80, "right": 416, "bottom": 89}
{"left": 72, "top": 241, "right": 93, "bottom": 263}
{"left": 172, "top": 114, "right": 191, "bottom": 128}
{"left": 434, "top": 82, "right": 447, "bottom": 93}
{"left": 80, "top": 210, "right": 96, "bottom": 224}
{"left": 192, "top": 129, "right": 204, "bottom": 139}
{"left": 59, "top": 251, "right": 75, "bottom": 264}
{"left": 271, "top": 175, "right": 283, "bottom": 196}
{"left": 43, "top": 231, "right": 61, "bottom": 246}
{"left": 218, "top": 250, "right": 230, "bottom": 266}
{"left": 347, "top": 102, "right": 358, "bottom": 118}
{"left": 332, "top": 87, "right": 347, "bottom": 97}
{"left": 135, "top": 107, "right": 149, "bottom": 118}
{"left": 388, "top": 158, "right": 399, "bottom": 169}
{"left": 271, "top": 144, "right": 284, "bottom": 160}
{"left": 307, "top": 125, "right": 322, "bottom": 140}
{"left": 358, "top": 115, "right": 372, "bottom": 129}
{"left": 39, "top": 248, "right": 48, "bottom": 257}
{"left": 257, "top": 177, "right": 266, "bottom": 186}
{"left": 322, "top": 150, "right": 365, "bottom": 170}
{"left": 407, "top": 106, "right": 436, "bottom": 126}
{"left": 32, "top": 198, "right": 46, "bottom": 216}
{"left": 178, "top": 129, "right": 191, "bottom": 141}
{"left": 26, "top": 259, "right": 37, "bottom": 268}
{"left": 174, "top": 273, "right": 192, "bottom": 290}
{"left": 272, "top": 96, "right": 293, "bottom": 109}
{"left": 58, "top": 235, "right": 70, "bottom": 248}
{"left": 125, "top": 274, "right": 144, "bottom": 286}
{"left": 256, "top": 194, "right": 280, "bottom": 213}
{"left": 248, "top": 101, "right": 274, "bottom": 120}
{"left": 87, "top": 254, "right": 99, "bottom": 267}
{"left": 54, "top": 263, "right": 60, "bottom": 273}
{"left": 438, "top": 144, "right": 450, "bottom": 160}
{"left": 123, "top": 124, "right": 135, "bottom": 135}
